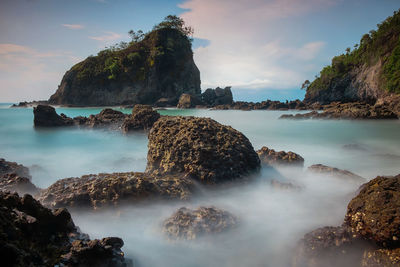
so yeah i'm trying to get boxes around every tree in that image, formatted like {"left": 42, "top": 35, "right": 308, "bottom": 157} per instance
{"left": 128, "top": 30, "right": 144, "bottom": 43}
{"left": 345, "top": 47, "right": 351, "bottom": 54}
{"left": 301, "top": 80, "right": 311, "bottom": 90}
{"left": 153, "top": 15, "right": 194, "bottom": 39}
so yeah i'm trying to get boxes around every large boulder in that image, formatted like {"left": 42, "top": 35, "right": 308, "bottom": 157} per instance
{"left": 256, "top": 146, "right": 304, "bottom": 166}
{"left": 33, "top": 105, "right": 73, "bottom": 127}
{"left": 201, "top": 87, "right": 233, "bottom": 106}
{"left": 38, "top": 172, "right": 194, "bottom": 209}
{"left": 146, "top": 116, "right": 260, "bottom": 184}
{"left": 345, "top": 175, "right": 400, "bottom": 247}
{"left": 308, "top": 164, "right": 366, "bottom": 184}
{"left": 0, "top": 192, "right": 131, "bottom": 267}
{"left": 0, "top": 159, "right": 38, "bottom": 195}
{"left": 122, "top": 104, "right": 160, "bottom": 133}
{"left": 163, "top": 206, "right": 237, "bottom": 240}
{"left": 176, "top": 93, "right": 203, "bottom": 108}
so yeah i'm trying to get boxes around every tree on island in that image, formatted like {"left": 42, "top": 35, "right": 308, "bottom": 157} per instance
{"left": 301, "top": 80, "right": 311, "bottom": 90}
{"left": 153, "top": 15, "right": 194, "bottom": 40}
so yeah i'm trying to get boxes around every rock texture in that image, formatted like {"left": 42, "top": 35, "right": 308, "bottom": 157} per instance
{"left": 121, "top": 104, "right": 160, "bottom": 132}
{"left": 48, "top": 28, "right": 200, "bottom": 106}
{"left": 0, "top": 191, "right": 131, "bottom": 267}
{"left": 256, "top": 146, "right": 304, "bottom": 166}
{"left": 176, "top": 93, "right": 203, "bottom": 109}
{"left": 33, "top": 105, "right": 73, "bottom": 127}
{"left": 0, "top": 159, "right": 39, "bottom": 195}
{"left": 308, "top": 164, "right": 366, "bottom": 184}
{"left": 38, "top": 172, "right": 194, "bottom": 209}
{"left": 163, "top": 206, "right": 237, "bottom": 240}
{"left": 212, "top": 99, "right": 305, "bottom": 111}
{"left": 345, "top": 175, "right": 400, "bottom": 247}
{"left": 146, "top": 116, "right": 260, "bottom": 184}
{"left": 362, "top": 248, "right": 400, "bottom": 266}
{"left": 201, "top": 87, "right": 233, "bottom": 106}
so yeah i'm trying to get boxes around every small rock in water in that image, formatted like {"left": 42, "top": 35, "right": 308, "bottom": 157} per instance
{"left": 256, "top": 146, "right": 304, "bottom": 166}
{"left": 308, "top": 164, "right": 366, "bottom": 184}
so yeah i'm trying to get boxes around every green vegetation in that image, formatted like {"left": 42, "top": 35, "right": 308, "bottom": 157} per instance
{"left": 307, "top": 9, "right": 400, "bottom": 94}
{"left": 70, "top": 15, "right": 193, "bottom": 84}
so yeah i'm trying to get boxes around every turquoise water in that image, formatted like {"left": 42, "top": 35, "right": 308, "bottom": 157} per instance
{"left": 1, "top": 103, "right": 400, "bottom": 267}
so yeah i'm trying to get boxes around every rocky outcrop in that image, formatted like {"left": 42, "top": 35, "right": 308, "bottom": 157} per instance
{"left": 212, "top": 99, "right": 306, "bottom": 111}
{"left": 0, "top": 191, "right": 131, "bottom": 267}
{"left": 146, "top": 116, "right": 260, "bottom": 184}
{"left": 256, "top": 146, "right": 304, "bottom": 166}
{"left": 163, "top": 206, "right": 237, "bottom": 240}
{"left": 280, "top": 102, "right": 398, "bottom": 120}
{"left": 176, "top": 93, "right": 203, "bottom": 108}
{"left": 308, "top": 164, "right": 366, "bottom": 184}
{"left": 38, "top": 172, "right": 194, "bottom": 209}
{"left": 201, "top": 87, "right": 233, "bottom": 106}
{"left": 48, "top": 27, "right": 200, "bottom": 106}
{"left": 345, "top": 175, "right": 400, "bottom": 247}
{"left": 0, "top": 159, "right": 39, "bottom": 195}
{"left": 33, "top": 105, "right": 74, "bottom": 127}
{"left": 362, "top": 248, "right": 400, "bottom": 266}
{"left": 121, "top": 104, "right": 160, "bottom": 133}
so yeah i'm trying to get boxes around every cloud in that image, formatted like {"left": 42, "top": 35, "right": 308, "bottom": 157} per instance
{"left": 179, "top": 0, "right": 335, "bottom": 90}
{"left": 0, "top": 44, "right": 81, "bottom": 102}
{"left": 89, "top": 31, "right": 122, "bottom": 41}
{"left": 62, "top": 24, "right": 84, "bottom": 30}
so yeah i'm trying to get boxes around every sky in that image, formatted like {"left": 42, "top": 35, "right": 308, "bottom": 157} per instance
{"left": 0, "top": 0, "right": 399, "bottom": 102}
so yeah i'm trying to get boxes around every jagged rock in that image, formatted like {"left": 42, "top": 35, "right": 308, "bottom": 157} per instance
{"left": 308, "top": 164, "right": 366, "bottom": 183}
{"left": 163, "top": 206, "right": 237, "bottom": 240}
{"left": 38, "top": 172, "right": 194, "bottom": 209}
{"left": 256, "top": 146, "right": 304, "bottom": 166}
{"left": 362, "top": 248, "right": 400, "bottom": 266}
{"left": 294, "top": 226, "right": 371, "bottom": 267}
{"left": 201, "top": 87, "right": 233, "bottom": 106}
{"left": 0, "top": 159, "right": 39, "bottom": 195}
{"left": 122, "top": 104, "right": 160, "bottom": 132}
{"left": 177, "top": 93, "right": 203, "bottom": 108}
{"left": 33, "top": 105, "right": 73, "bottom": 127}
{"left": 146, "top": 116, "right": 260, "bottom": 184}
{"left": 345, "top": 175, "right": 400, "bottom": 247}
{"left": 0, "top": 192, "right": 131, "bottom": 267}
{"left": 85, "top": 108, "right": 128, "bottom": 129}
{"left": 154, "top": 97, "right": 176, "bottom": 107}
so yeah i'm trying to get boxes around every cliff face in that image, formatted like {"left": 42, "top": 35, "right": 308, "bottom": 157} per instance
{"left": 304, "top": 10, "right": 400, "bottom": 104}
{"left": 49, "top": 28, "right": 200, "bottom": 106}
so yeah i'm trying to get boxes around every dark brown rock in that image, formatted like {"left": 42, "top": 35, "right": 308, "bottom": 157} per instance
{"left": 270, "top": 179, "right": 301, "bottom": 191}
{"left": 256, "top": 146, "right": 304, "bottom": 166}
{"left": 362, "top": 248, "right": 400, "bottom": 266}
{"left": 0, "top": 159, "right": 38, "bottom": 195}
{"left": 38, "top": 172, "right": 194, "bottom": 209}
{"left": 177, "top": 93, "right": 203, "bottom": 108}
{"left": 308, "top": 164, "right": 366, "bottom": 183}
{"left": 345, "top": 175, "right": 400, "bottom": 248}
{"left": 122, "top": 104, "right": 160, "bottom": 133}
{"left": 85, "top": 108, "right": 128, "bottom": 129}
{"left": 33, "top": 105, "right": 73, "bottom": 127}
{"left": 201, "top": 87, "right": 233, "bottom": 106}
{"left": 163, "top": 206, "right": 237, "bottom": 240}
{"left": 146, "top": 116, "right": 260, "bottom": 184}
{"left": 0, "top": 192, "right": 131, "bottom": 267}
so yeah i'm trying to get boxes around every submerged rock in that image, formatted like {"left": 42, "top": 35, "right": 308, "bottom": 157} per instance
{"left": 122, "top": 104, "right": 160, "bottom": 133}
{"left": 270, "top": 179, "right": 302, "bottom": 191}
{"left": 163, "top": 206, "right": 237, "bottom": 240}
{"left": 0, "top": 192, "right": 131, "bottom": 267}
{"left": 345, "top": 175, "right": 400, "bottom": 248}
{"left": 256, "top": 146, "right": 304, "bottom": 166}
{"left": 146, "top": 116, "right": 260, "bottom": 184}
{"left": 308, "top": 164, "right": 366, "bottom": 183}
{"left": 33, "top": 105, "right": 73, "bottom": 127}
{"left": 38, "top": 172, "right": 194, "bottom": 209}
{"left": 0, "top": 159, "right": 39, "bottom": 195}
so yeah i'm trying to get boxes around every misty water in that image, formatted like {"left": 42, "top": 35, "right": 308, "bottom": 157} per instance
{"left": 1, "top": 103, "right": 400, "bottom": 266}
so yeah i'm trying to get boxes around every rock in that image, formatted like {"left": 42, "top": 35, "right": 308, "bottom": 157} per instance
{"left": 0, "top": 192, "right": 131, "bottom": 267}
{"left": 177, "top": 93, "right": 203, "bottom": 108}
{"left": 163, "top": 206, "right": 237, "bottom": 240}
{"left": 308, "top": 164, "right": 366, "bottom": 183}
{"left": 256, "top": 146, "right": 304, "bottom": 166}
{"left": 270, "top": 179, "right": 301, "bottom": 191}
{"left": 146, "top": 116, "right": 260, "bottom": 184}
{"left": 48, "top": 27, "right": 200, "bottom": 106}
{"left": 201, "top": 87, "right": 233, "bottom": 106}
{"left": 122, "top": 104, "right": 160, "bottom": 133}
{"left": 154, "top": 97, "right": 176, "bottom": 107}
{"left": 38, "top": 172, "right": 194, "bottom": 209}
{"left": 342, "top": 143, "right": 368, "bottom": 151}
{"left": 345, "top": 174, "right": 400, "bottom": 247}
{"left": 362, "top": 248, "right": 400, "bottom": 266}
{"left": 294, "top": 226, "right": 371, "bottom": 267}
{"left": 0, "top": 159, "right": 39, "bottom": 195}
{"left": 85, "top": 108, "right": 128, "bottom": 129}
{"left": 33, "top": 105, "right": 73, "bottom": 127}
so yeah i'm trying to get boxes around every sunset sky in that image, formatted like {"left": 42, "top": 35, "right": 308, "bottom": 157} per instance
{"left": 1, "top": 0, "right": 400, "bottom": 102}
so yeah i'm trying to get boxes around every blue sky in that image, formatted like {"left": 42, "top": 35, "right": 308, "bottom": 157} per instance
{"left": 0, "top": 0, "right": 399, "bottom": 102}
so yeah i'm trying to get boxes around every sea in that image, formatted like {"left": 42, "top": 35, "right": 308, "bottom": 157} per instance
{"left": 1, "top": 102, "right": 399, "bottom": 267}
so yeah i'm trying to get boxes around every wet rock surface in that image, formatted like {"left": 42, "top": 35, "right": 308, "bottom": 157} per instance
{"left": 257, "top": 146, "right": 304, "bottom": 166}
{"left": 33, "top": 105, "right": 74, "bottom": 127}
{"left": 201, "top": 87, "right": 233, "bottom": 107}
{"left": 0, "top": 191, "right": 131, "bottom": 267}
{"left": 0, "top": 159, "right": 39, "bottom": 195}
{"left": 362, "top": 248, "right": 400, "bottom": 266}
{"left": 345, "top": 175, "right": 400, "bottom": 247}
{"left": 163, "top": 206, "right": 237, "bottom": 240}
{"left": 146, "top": 116, "right": 260, "bottom": 184}
{"left": 270, "top": 179, "right": 302, "bottom": 191}
{"left": 122, "top": 104, "right": 160, "bottom": 133}
{"left": 308, "top": 164, "right": 366, "bottom": 183}
{"left": 38, "top": 172, "right": 195, "bottom": 209}
{"left": 280, "top": 102, "right": 398, "bottom": 120}
{"left": 177, "top": 93, "right": 203, "bottom": 109}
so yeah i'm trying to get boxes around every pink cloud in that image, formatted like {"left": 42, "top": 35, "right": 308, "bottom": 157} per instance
{"left": 62, "top": 24, "right": 84, "bottom": 30}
